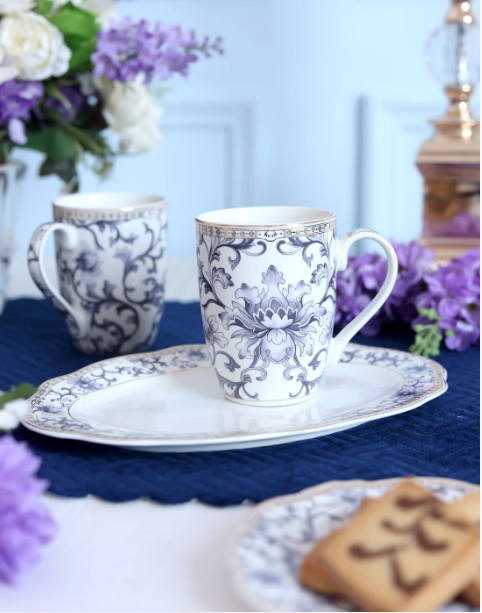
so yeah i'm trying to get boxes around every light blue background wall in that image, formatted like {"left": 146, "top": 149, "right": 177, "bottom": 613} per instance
{"left": 14, "top": 0, "right": 480, "bottom": 258}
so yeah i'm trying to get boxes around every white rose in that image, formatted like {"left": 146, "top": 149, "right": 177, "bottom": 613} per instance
{"left": 97, "top": 76, "right": 163, "bottom": 154}
{"left": 0, "top": 45, "right": 18, "bottom": 83}
{"left": 83, "top": 0, "right": 119, "bottom": 28}
{"left": 0, "top": 0, "right": 34, "bottom": 15}
{"left": 0, "top": 12, "right": 71, "bottom": 80}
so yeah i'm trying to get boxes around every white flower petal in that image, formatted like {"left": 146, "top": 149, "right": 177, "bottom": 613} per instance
{"left": 0, "top": 12, "right": 71, "bottom": 80}
{"left": 0, "top": 409, "right": 20, "bottom": 430}
{"left": 0, "top": 0, "right": 35, "bottom": 15}
{"left": 97, "top": 76, "right": 163, "bottom": 154}
{"left": 83, "top": 0, "right": 119, "bottom": 28}
{"left": 4, "top": 398, "right": 29, "bottom": 419}
{"left": 0, "top": 65, "right": 18, "bottom": 83}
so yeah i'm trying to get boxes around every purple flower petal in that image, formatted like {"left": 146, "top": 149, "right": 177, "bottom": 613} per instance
{"left": 92, "top": 18, "right": 223, "bottom": 84}
{"left": 0, "top": 436, "right": 57, "bottom": 585}
{"left": 7, "top": 118, "right": 26, "bottom": 145}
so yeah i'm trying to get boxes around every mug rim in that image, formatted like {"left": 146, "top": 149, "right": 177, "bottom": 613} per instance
{"left": 195, "top": 206, "right": 336, "bottom": 228}
{"left": 53, "top": 192, "right": 167, "bottom": 221}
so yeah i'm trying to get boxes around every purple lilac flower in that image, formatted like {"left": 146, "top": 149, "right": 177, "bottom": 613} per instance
{"left": 425, "top": 212, "right": 480, "bottom": 239}
{"left": 0, "top": 435, "right": 57, "bottom": 585}
{"left": 45, "top": 86, "right": 86, "bottom": 122}
{"left": 335, "top": 240, "right": 435, "bottom": 335}
{"left": 0, "top": 80, "right": 43, "bottom": 145}
{"left": 92, "top": 17, "right": 224, "bottom": 84}
{"left": 413, "top": 248, "right": 480, "bottom": 351}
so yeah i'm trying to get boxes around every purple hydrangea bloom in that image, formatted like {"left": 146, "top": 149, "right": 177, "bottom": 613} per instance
{"left": 0, "top": 435, "right": 57, "bottom": 585}
{"left": 45, "top": 85, "right": 86, "bottom": 122}
{"left": 0, "top": 80, "right": 43, "bottom": 145}
{"left": 413, "top": 248, "right": 480, "bottom": 352}
{"left": 92, "top": 17, "right": 223, "bottom": 84}
{"left": 335, "top": 240, "right": 435, "bottom": 335}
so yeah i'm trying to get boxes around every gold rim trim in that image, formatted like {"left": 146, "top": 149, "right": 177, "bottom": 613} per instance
{"left": 53, "top": 200, "right": 167, "bottom": 222}
{"left": 196, "top": 216, "right": 337, "bottom": 241}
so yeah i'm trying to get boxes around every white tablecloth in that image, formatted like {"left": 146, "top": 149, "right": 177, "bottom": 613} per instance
{"left": 1, "top": 257, "right": 253, "bottom": 613}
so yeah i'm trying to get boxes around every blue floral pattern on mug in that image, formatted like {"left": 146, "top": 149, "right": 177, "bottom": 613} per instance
{"left": 29, "top": 212, "right": 167, "bottom": 355}
{"left": 196, "top": 223, "right": 337, "bottom": 403}
{"left": 219, "top": 266, "right": 327, "bottom": 363}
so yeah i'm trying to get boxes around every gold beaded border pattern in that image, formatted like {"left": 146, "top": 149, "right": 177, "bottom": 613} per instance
{"left": 53, "top": 203, "right": 166, "bottom": 222}
{"left": 196, "top": 218, "right": 336, "bottom": 242}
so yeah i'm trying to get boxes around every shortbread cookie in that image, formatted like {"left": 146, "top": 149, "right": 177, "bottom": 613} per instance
{"left": 461, "top": 579, "right": 480, "bottom": 608}
{"left": 449, "top": 492, "right": 480, "bottom": 608}
{"left": 301, "top": 496, "right": 377, "bottom": 595}
{"left": 449, "top": 491, "right": 480, "bottom": 524}
{"left": 306, "top": 482, "right": 479, "bottom": 612}
{"left": 301, "top": 486, "right": 481, "bottom": 606}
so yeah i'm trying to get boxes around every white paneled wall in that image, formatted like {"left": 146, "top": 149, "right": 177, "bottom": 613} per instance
{"left": 13, "top": 0, "right": 480, "bottom": 259}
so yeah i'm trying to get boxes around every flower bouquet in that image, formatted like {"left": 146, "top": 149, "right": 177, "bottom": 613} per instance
{"left": 0, "top": 0, "right": 223, "bottom": 191}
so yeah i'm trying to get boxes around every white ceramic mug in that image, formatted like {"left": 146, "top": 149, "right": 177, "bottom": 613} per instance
{"left": 196, "top": 206, "right": 398, "bottom": 407}
{"left": 28, "top": 192, "right": 167, "bottom": 355}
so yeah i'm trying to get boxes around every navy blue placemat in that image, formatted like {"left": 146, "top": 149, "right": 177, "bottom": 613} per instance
{"left": 1, "top": 298, "right": 479, "bottom": 506}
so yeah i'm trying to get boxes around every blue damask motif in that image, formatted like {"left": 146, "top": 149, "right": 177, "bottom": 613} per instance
{"left": 29, "top": 215, "right": 167, "bottom": 355}
{"left": 220, "top": 265, "right": 326, "bottom": 363}
{"left": 277, "top": 234, "right": 333, "bottom": 267}
{"left": 197, "top": 237, "right": 267, "bottom": 310}
{"left": 198, "top": 230, "right": 338, "bottom": 401}
{"left": 66, "top": 218, "right": 165, "bottom": 354}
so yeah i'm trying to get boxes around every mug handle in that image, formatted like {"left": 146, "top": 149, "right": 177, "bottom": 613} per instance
{"left": 28, "top": 222, "right": 88, "bottom": 337}
{"left": 327, "top": 229, "right": 398, "bottom": 366}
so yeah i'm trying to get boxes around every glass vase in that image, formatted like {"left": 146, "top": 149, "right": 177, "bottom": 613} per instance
{"left": 0, "top": 162, "right": 26, "bottom": 315}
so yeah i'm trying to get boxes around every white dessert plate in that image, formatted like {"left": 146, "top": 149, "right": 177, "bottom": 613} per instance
{"left": 23, "top": 343, "right": 447, "bottom": 452}
{"left": 229, "top": 477, "right": 479, "bottom": 612}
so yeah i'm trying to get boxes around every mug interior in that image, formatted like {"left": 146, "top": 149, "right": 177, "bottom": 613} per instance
{"left": 196, "top": 206, "right": 335, "bottom": 227}
{"left": 54, "top": 192, "right": 165, "bottom": 211}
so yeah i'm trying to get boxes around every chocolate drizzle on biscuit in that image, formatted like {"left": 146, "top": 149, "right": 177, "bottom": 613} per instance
{"left": 348, "top": 493, "right": 469, "bottom": 594}
{"left": 396, "top": 496, "right": 433, "bottom": 510}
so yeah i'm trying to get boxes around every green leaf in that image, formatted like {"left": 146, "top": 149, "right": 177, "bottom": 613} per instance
{"left": 36, "top": 0, "right": 53, "bottom": 15}
{"left": 410, "top": 304, "right": 445, "bottom": 357}
{"left": 49, "top": 2, "right": 100, "bottom": 72}
{"left": 0, "top": 383, "right": 37, "bottom": 410}
{"left": 40, "top": 157, "right": 79, "bottom": 192}
{"left": 24, "top": 126, "right": 77, "bottom": 160}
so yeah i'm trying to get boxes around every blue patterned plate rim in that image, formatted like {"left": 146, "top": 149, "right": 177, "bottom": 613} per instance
{"left": 22, "top": 343, "right": 448, "bottom": 448}
{"left": 229, "top": 477, "right": 479, "bottom": 613}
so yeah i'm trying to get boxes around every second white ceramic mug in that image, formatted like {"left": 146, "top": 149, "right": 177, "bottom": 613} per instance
{"left": 196, "top": 206, "right": 398, "bottom": 407}
{"left": 28, "top": 192, "right": 167, "bottom": 355}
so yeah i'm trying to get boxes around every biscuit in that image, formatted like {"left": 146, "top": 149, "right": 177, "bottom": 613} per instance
{"left": 449, "top": 492, "right": 480, "bottom": 608}
{"left": 301, "top": 496, "right": 376, "bottom": 595}
{"left": 303, "top": 482, "right": 479, "bottom": 612}
{"left": 449, "top": 491, "right": 480, "bottom": 524}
